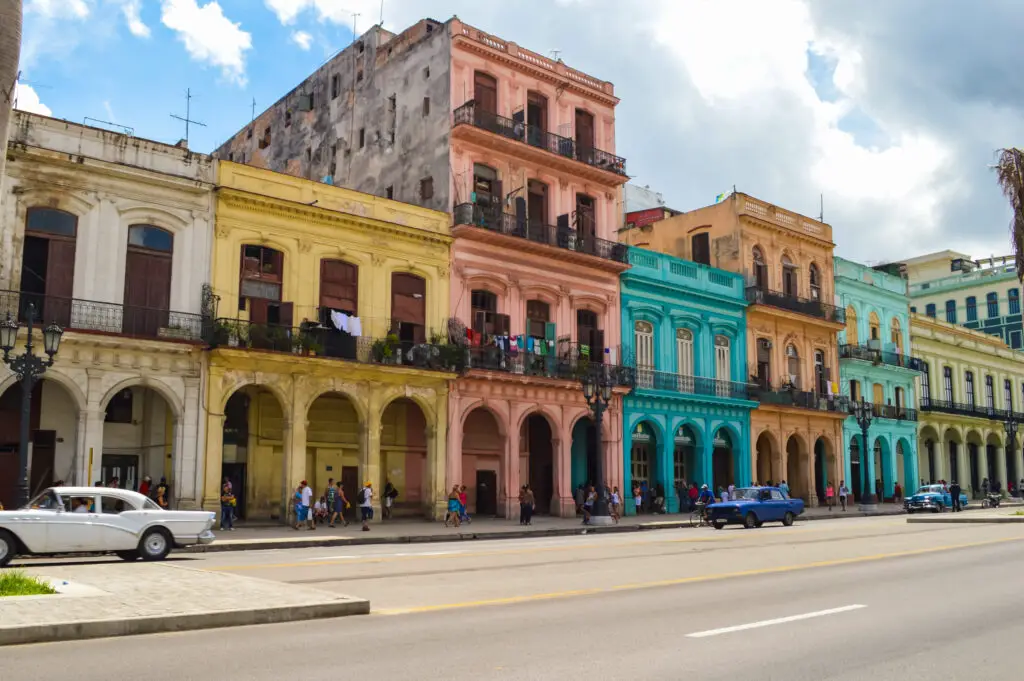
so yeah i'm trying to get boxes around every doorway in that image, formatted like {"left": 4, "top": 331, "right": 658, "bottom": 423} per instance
{"left": 475, "top": 470, "right": 497, "bottom": 516}
{"left": 525, "top": 415, "right": 553, "bottom": 514}
{"left": 29, "top": 430, "right": 56, "bottom": 497}
{"left": 222, "top": 462, "right": 248, "bottom": 519}
{"left": 341, "top": 465, "right": 359, "bottom": 522}
{"left": 102, "top": 454, "right": 139, "bottom": 491}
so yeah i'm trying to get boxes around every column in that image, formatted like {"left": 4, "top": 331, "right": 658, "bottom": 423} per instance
{"left": 552, "top": 432, "right": 573, "bottom": 518}
{"left": 446, "top": 394, "right": 463, "bottom": 493}
{"left": 997, "top": 445, "right": 1008, "bottom": 491}
{"left": 662, "top": 431, "right": 678, "bottom": 512}
{"left": 701, "top": 431, "right": 714, "bottom": 490}
{"left": 201, "top": 414, "right": 225, "bottom": 512}
{"left": 977, "top": 445, "right": 989, "bottom": 496}
{"left": 177, "top": 377, "right": 201, "bottom": 509}
{"left": 81, "top": 407, "right": 105, "bottom": 487}
{"left": 426, "top": 424, "right": 446, "bottom": 520}
{"left": 501, "top": 414, "right": 521, "bottom": 519}
{"left": 73, "top": 412, "right": 88, "bottom": 485}
{"left": 170, "top": 418, "right": 187, "bottom": 509}
{"left": 863, "top": 430, "right": 876, "bottom": 502}
{"left": 622, "top": 421, "right": 634, "bottom": 516}
{"left": 360, "top": 409, "right": 383, "bottom": 521}
{"left": 906, "top": 440, "right": 920, "bottom": 496}
{"left": 281, "top": 414, "right": 308, "bottom": 524}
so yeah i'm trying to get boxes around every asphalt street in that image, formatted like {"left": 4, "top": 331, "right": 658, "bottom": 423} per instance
{"left": 4, "top": 516, "right": 1022, "bottom": 680}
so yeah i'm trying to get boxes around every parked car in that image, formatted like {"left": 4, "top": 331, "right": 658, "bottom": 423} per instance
{"left": 0, "top": 486, "right": 216, "bottom": 566}
{"left": 904, "top": 484, "right": 969, "bottom": 513}
{"left": 707, "top": 487, "right": 805, "bottom": 529}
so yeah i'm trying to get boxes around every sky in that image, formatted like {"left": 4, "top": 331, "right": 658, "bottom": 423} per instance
{"left": 13, "top": 0, "right": 1024, "bottom": 265}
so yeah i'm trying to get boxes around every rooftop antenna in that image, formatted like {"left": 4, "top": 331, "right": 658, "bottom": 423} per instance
{"left": 818, "top": 193, "right": 824, "bottom": 222}
{"left": 169, "top": 88, "right": 206, "bottom": 147}
{"left": 250, "top": 97, "right": 257, "bottom": 122}
{"left": 550, "top": 49, "right": 562, "bottom": 61}
{"left": 352, "top": 11, "right": 360, "bottom": 40}
{"left": 379, "top": 0, "right": 384, "bottom": 26}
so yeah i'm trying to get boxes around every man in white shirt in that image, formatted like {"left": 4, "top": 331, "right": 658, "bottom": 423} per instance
{"left": 301, "top": 480, "right": 314, "bottom": 530}
{"left": 359, "top": 481, "right": 374, "bottom": 532}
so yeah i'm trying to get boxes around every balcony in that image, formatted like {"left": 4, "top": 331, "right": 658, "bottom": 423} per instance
{"left": 839, "top": 343, "right": 927, "bottom": 372}
{"left": 453, "top": 203, "right": 629, "bottom": 265}
{"left": 0, "top": 289, "right": 205, "bottom": 343}
{"left": 452, "top": 102, "right": 627, "bottom": 178}
{"left": 465, "top": 342, "right": 634, "bottom": 388}
{"left": 918, "top": 397, "right": 1022, "bottom": 422}
{"left": 745, "top": 286, "right": 845, "bottom": 324}
{"left": 207, "top": 318, "right": 465, "bottom": 374}
{"left": 749, "top": 381, "right": 850, "bottom": 414}
{"left": 634, "top": 369, "right": 752, "bottom": 401}
{"left": 863, "top": 402, "right": 919, "bottom": 422}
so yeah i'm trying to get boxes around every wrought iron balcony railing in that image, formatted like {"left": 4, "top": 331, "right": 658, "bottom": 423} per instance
{"left": 744, "top": 286, "right": 845, "bottom": 324}
{"left": 918, "top": 397, "right": 1024, "bottom": 422}
{"left": 749, "top": 380, "right": 850, "bottom": 413}
{"left": 634, "top": 369, "right": 752, "bottom": 400}
{"left": 453, "top": 203, "right": 629, "bottom": 264}
{"left": 0, "top": 289, "right": 205, "bottom": 343}
{"left": 465, "top": 344, "right": 634, "bottom": 387}
{"left": 858, "top": 402, "right": 919, "bottom": 422}
{"left": 453, "top": 102, "right": 627, "bottom": 176}
{"left": 838, "top": 343, "right": 927, "bottom": 372}
{"left": 207, "top": 318, "right": 466, "bottom": 373}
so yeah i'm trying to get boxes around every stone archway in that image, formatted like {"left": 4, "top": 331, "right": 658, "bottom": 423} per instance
{"left": 755, "top": 430, "right": 780, "bottom": 485}
{"left": 712, "top": 427, "right": 737, "bottom": 491}
{"left": 522, "top": 412, "right": 556, "bottom": 515}
{"left": 460, "top": 406, "right": 504, "bottom": 517}
{"left": 813, "top": 436, "right": 836, "bottom": 501}
{"left": 785, "top": 433, "right": 808, "bottom": 501}
{"left": 379, "top": 397, "right": 430, "bottom": 517}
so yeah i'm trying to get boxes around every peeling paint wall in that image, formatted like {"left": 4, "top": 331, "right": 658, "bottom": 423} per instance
{"left": 215, "top": 20, "right": 453, "bottom": 213}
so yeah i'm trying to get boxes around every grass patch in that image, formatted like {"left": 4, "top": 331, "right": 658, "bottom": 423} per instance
{"left": 1013, "top": 510, "right": 1024, "bottom": 517}
{"left": 0, "top": 570, "right": 56, "bottom": 597}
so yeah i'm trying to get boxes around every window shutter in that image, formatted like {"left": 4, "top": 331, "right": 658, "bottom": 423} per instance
{"left": 594, "top": 330, "right": 605, "bottom": 359}
{"left": 544, "top": 322, "right": 556, "bottom": 342}
{"left": 498, "top": 313, "right": 511, "bottom": 335}
{"left": 278, "top": 302, "right": 294, "bottom": 328}
{"left": 249, "top": 298, "right": 269, "bottom": 324}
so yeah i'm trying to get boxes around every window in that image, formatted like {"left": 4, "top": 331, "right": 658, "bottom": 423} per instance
{"left": 920, "top": 368, "right": 930, "bottom": 401}
{"left": 105, "top": 389, "right": 133, "bottom": 424}
{"left": 926, "top": 303, "right": 936, "bottom": 318}
{"left": 1012, "top": 330, "right": 1023, "bottom": 349}
{"left": 576, "top": 309, "right": 603, "bottom": 357}
{"left": 246, "top": 127, "right": 253, "bottom": 139}
{"left": 966, "top": 296, "right": 977, "bottom": 321}
{"left": 228, "top": 152, "right": 233, "bottom": 162}
{"left": 752, "top": 246, "right": 768, "bottom": 290}
{"left": 305, "top": 147, "right": 311, "bottom": 163}
{"left": 988, "top": 292, "right": 999, "bottom": 318}
{"left": 526, "top": 300, "right": 551, "bottom": 340}
{"left": 240, "top": 245, "right": 284, "bottom": 305}
{"left": 285, "top": 110, "right": 292, "bottom": 127}
{"left": 869, "top": 312, "right": 881, "bottom": 341}
{"left": 911, "top": 306, "right": 917, "bottom": 313}
{"left": 676, "top": 328, "right": 693, "bottom": 376}
{"left": 809, "top": 263, "right": 821, "bottom": 300}
{"left": 422, "top": 96, "right": 430, "bottom": 116}
{"left": 786, "top": 344, "right": 801, "bottom": 388}
{"left": 391, "top": 273, "right": 427, "bottom": 343}
{"left": 1011, "top": 289, "right": 1021, "bottom": 315}
{"left": 356, "top": 41, "right": 364, "bottom": 53}
{"left": 691, "top": 232, "right": 710, "bottom": 265}
{"left": 631, "top": 427, "right": 649, "bottom": 485}
{"left": 27, "top": 207, "right": 77, "bottom": 237}
{"left": 635, "top": 321, "right": 654, "bottom": 370}
{"left": 781, "top": 255, "right": 797, "bottom": 297}
{"left": 965, "top": 371, "right": 975, "bottom": 408}
{"left": 849, "top": 380, "right": 860, "bottom": 401}
{"left": 474, "top": 71, "right": 498, "bottom": 114}
{"left": 872, "top": 382, "right": 884, "bottom": 404}
{"left": 358, "top": 128, "right": 365, "bottom": 149}
{"left": 331, "top": 74, "right": 340, "bottom": 99}
{"left": 65, "top": 495, "right": 95, "bottom": 513}
{"left": 128, "top": 225, "right": 172, "bottom": 252}
{"left": 895, "top": 387, "right": 904, "bottom": 409}
{"left": 845, "top": 306, "right": 858, "bottom": 345}
{"left": 100, "top": 496, "right": 131, "bottom": 515}
{"left": 890, "top": 318, "right": 902, "bottom": 353}
{"left": 945, "top": 300, "right": 957, "bottom": 323}
{"left": 259, "top": 126, "right": 271, "bottom": 149}
{"left": 319, "top": 259, "right": 358, "bottom": 316}
{"left": 943, "top": 366, "right": 953, "bottom": 402}
{"left": 986, "top": 375, "right": 995, "bottom": 411}
{"left": 714, "top": 335, "right": 731, "bottom": 381}
{"left": 423, "top": 66, "right": 430, "bottom": 79}
{"left": 1005, "top": 379, "right": 1013, "bottom": 411}
{"left": 419, "top": 177, "right": 434, "bottom": 201}
{"left": 385, "top": 185, "right": 394, "bottom": 200}
{"left": 356, "top": 69, "right": 363, "bottom": 83}
{"left": 470, "top": 290, "right": 507, "bottom": 336}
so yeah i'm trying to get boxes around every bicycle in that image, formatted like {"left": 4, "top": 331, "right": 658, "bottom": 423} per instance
{"left": 689, "top": 502, "right": 709, "bottom": 528}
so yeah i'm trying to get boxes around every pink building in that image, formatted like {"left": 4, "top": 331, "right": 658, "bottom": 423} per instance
{"left": 215, "top": 18, "right": 631, "bottom": 518}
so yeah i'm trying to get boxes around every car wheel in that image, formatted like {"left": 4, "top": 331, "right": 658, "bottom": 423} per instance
{"left": 782, "top": 512, "right": 795, "bottom": 527}
{"left": 712, "top": 520, "right": 726, "bottom": 530}
{"left": 116, "top": 550, "right": 139, "bottom": 561}
{"left": 743, "top": 512, "right": 757, "bottom": 529}
{"left": 754, "top": 520, "right": 764, "bottom": 528}
{"left": 933, "top": 504, "right": 943, "bottom": 514}
{"left": 982, "top": 499, "right": 991, "bottom": 509}
{"left": 0, "top": 529, "right": 17, "bottom": 567}
{"left": 138, "top": 528, "right": 171, "bottom": 561}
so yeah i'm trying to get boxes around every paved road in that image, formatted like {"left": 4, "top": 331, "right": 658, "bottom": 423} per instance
{"left": 5, "top": 516, "right": 1023, "bottom": 679}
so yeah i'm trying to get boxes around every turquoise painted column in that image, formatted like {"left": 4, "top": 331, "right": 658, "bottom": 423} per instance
{"left": 843, "top": 425, "right": 853, "bottom": 493}
{"left": 622, "top": 417, "right": 634, "bottom": 516}
{"left": 737, "top": 422, "right": 752, "bottom": 486}
{"left": 702, "top": 432, "right": 715, "bottom": 491}
{"left": 906, "top": 439, "right": 920, "bottom": 495}
{"left": 863, "top": 429, "right": 876, "bottom": 502}
{"left": 663, "top": 431, "right": 678, "bottom": 513}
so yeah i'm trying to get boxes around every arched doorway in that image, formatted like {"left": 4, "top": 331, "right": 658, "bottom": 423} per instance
{"left": 674, "top": 424, "right": 699, "bottom": 510}
{"left": 629, "top": 421, "right": 659, "bottom": 513}
{"left": 785, "top": 434, "right": 806, "bottom": 500}
{"left": 522, "top": 413, "right": 554, "bottom": 515}
{"left": 873, "top": 436, "right": 890, "bottom": 501}
{"left": 813, "top": 437, "right": 832, "bottom": 501}
{"left": 944, "top": 427, "right": 962, "bottom": 483}
{"left": 985, "top": 433, "right": 1002, "bottom": 493}
{"left": 100, "top": 385, "right": 178, "bottom": 498}
{"left": 461, "top": 407, "right": 503, "bottom": 516}
{"left": 919, "top": 426, "right": 939, "bottom": 485}
{"left": 380, "top": 398, "right": 429, "bottom": 517}
{"left": 966, "top": 430, "right": 983, "bottom": 498}
{"left": 572, "top": 417, "right": 599, "bottom": 493}
{"left": 223, "top": 386, "right": 291, "bottom": 521}
{"left": 712, "top": 428, "right": 735, "bottom": 490}
{"left": 755, "top": 431, "right": 778, "bottom": 485}
{"left": 0, "top": 377, "right": 81, "bottom": 507}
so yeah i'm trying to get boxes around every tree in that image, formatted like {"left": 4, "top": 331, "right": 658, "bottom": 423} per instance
{"left": 996, "top": 148, "right": 1024, "bottom": 281}
{"left": 0, "top": 0, "right": 22, "bottom": 208}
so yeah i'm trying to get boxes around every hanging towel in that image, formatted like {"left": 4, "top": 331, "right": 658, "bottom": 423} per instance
{"left": 348, "top": 316, "right": 362, "bottom": 337}
{"left": 580, "top": 344, "right": 590, "bottom": 359}
{"left": 330, "top": 311, "right": 349, "bottom": 333}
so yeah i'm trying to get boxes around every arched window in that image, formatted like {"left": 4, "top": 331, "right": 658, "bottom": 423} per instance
{"left": 631, "top": 422, "right": 650, "bottom": 485}
{"left": 868, "top": 311, "right": 881, "bottom": 341}
{"left": 872, "top": 382, "right": 884, "bottom": 404}
{"left": 20, "top": 207, "right": 78, "bottom": 327}
{"left": 677, "top": 328, "right": 694, "bottom": 377}
{"left": 714, "top": 335, "right": 730, "bottom": 381}
{"left": 845, "top": 306, "right": 858, "bottom": 345}
{"left": 814, "top": 349, "right": 827, "bottom": 394}
{"left": 809, "top": 263, "right": 821, "bottom": 301}
{"left": 634, "top": 321, "right": 654, "bottom": 388}
{"left": 781, "top": 254, "right": 797, "bottom": 297}
{"left": 786, "top": 343, "right": 801, "bottom": 388}
{"left": 987, "top": 292, "right": 999, "bottom": 318}
{"left": 890, "top": 318, "right": 902, "bottom": 353}
{"left": 392, "top": 272, "right": 426, "bottom": 343}
{"left": 965, "top": 370, "right": 975, "bottom": 408}
{"left": 125, "top": 224, "right": 174, "bottom": 336}
{"left": 752, "top": 246, "right": 768, "bottom": 290}
{"left": 849, "top": 379, "right": 861, "bottom": 402}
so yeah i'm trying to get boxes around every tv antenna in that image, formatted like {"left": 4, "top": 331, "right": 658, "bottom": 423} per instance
{"left": 251, "top": 97, "right": 257, "bottom": 122}
{"left": 550, "top": 49, "right": 562, "bottom": 61}
{"left": 170, "top": 88, "right": 206, "bottom": 147}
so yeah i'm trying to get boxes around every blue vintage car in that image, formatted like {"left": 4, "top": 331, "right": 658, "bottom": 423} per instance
{"left": 707, "top": 487, "right": 805, "bottom": 529}
{"left": 904, "top": 484, "right": 969, "bottom": 513}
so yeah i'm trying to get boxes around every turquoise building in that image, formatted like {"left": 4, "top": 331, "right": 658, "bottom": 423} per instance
{"left": 835, "top": 257, "right": 925, "bottom": 501}
{"left": 620, "top": 247, "right": 757, "bottom": 513}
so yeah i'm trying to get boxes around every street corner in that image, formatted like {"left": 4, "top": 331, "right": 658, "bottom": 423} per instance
{"left": 0, "top": 561, "right": 369, "bottom": 647}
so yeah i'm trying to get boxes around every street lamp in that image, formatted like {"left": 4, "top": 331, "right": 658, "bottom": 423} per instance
{"left": 0, "top": 304, "right": 63, "bottom": 508}
{"left": 1004, "top": 419, "right": 1017, "bottom": 489}
{"left": 581, "top": 365, "right": 614, "bottom": 525}
{"left": 852, "top": 399, "right": 877, "bottom": 509}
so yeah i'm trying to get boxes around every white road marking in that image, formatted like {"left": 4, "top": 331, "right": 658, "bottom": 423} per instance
{"left": 302, "top": 550, "right": 464, "bottom": 561}
{"left": 686, "top": 604, "right": 867, "bottom": 638}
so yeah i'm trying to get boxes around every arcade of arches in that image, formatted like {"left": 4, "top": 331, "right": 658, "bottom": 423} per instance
{"left": 917, "top": 421, "right": 1023, "bottom": 498}
{"left": 753, "top": 419, "right": 843, "bottom": 507}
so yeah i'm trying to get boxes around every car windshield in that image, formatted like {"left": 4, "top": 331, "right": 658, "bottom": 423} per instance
{"left": 23, "top": 489, "right": 61, "bottom": 510}
{"left": 732, "top": 488, "right": 760, "bottom": 500}
{"left": 915, "top": 486, "right": 943, "bottom": 495}
{"left": 142, "top": 498, "right": 161, "bottom": 511}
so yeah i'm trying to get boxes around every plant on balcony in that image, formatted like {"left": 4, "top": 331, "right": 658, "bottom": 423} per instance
{"left": 208, "top": 320, "right": 234, "bottom": 347}
{"left": 294, "top": 330, "right": 324, "bottom": 356}
{"left": 371, "top": 333, "right": 401, "bottom": 364}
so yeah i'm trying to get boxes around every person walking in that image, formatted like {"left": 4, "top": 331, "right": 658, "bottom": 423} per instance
{"left": 633, "top": 484, "right": 642, "bottom": 516}
{"left": 523, "top": 485, "right": 535, "bottom": 526}
{"left": 950, "top": 480, "right": 962, "bottom": 512}
{"left": 610, "top": 486, "right": 621, "bottom": 523}
{"left": 300, "top": 480, "right": 315, "bottom": 530}
{"left": 825, "top": 481, "right": 835, "bottom": 511}
{"left": 839, "top": 480, "right": 849, "bottom": 511}
{"left": 383, "top": 480, "right": 399, "bottom": 520}
{"left": 330, "top": 480, "right": 350, "bottom": 527}
{"left": 219, "top": 480, "right": 236, "bottom": 531}
{"left": 445, "top": 485, "right": 461, "bottom": 528}
{"left": 582, "top": 485, "right": 596, "bottom": 525}
{"left": 894, "top": 481, "right": 903, "bottom": 504}
{"left": 358, "top": 481, "right": 374, "bottom": 531}
{"left": 458, "top": 484, "right": 471, "bottom": 524}
{"left": 574, "top": 484, "right": 585, "bottom": 517}
{"left": 779, "top": 480, "right": 790, "bottom": 498}
{"left": 293, "top": 484, "right": 305, "bottom": 530}
{"left": 325, "top": 478, "right": 338, "bottom": 526}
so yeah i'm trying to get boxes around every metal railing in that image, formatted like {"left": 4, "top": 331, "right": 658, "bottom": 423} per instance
{"left": 0, "top": 289, "right": 205, "bottom": 342}
{"left": 749, "top": 381, "right": 850, "bottom": 413}
{"left": 453, "top": 203, "right": 629, "bottom": 264}
{"left": 634, "top": 369, "right": 751, "bottom": 400}
{"left": 862, "top": 402, "right": 919, "bottom": 422}
{"left": 453, "top": 102, "right": 627, "bottom": 176}
{"left": 744, "top": 286, "right": 845, "bottom": 324}
{"left": 465, "top": 345, "right": 634, "bottom": 387}
{"left": 918, "top": 397, "right": 1024, "bottom": 422}
{"left": 207, "top": 319, "right": 466, "bottom": 373}
{"left": 838, "top": 343, "right": 927, "bottom": 372}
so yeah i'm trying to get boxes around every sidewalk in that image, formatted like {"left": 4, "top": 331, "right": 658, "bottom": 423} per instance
{"left": 193, "top": 503, "right": 914, "bottom": 553}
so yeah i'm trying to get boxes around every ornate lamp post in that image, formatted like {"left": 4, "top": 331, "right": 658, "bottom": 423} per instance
{"left": 852, "top": 399, "right": 877, "bottom": 509}
{"left": 581, "top": 365, "right": 614, "bottom": 525}
{"left": 1004, "top": 419, "right": 1017, "bottom": 491}
{"left": 0, "top": 304, "right": 63, "bottom": 507}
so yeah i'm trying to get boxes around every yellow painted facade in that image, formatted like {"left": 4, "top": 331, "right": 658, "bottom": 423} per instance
{"left": 202, "top": 162, "right": 455, "bottom": 521}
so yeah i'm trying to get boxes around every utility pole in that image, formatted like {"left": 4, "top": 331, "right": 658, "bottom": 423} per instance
{"left": 170, "top": 88, "right": 207, "bottom": 147}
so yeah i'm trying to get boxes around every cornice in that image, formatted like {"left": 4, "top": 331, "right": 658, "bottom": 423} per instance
{"left": 739, "top": 214, "right": 836, "bottom": 250}
{"left": 208, "top": 348, "right": 457, "bottom": 385}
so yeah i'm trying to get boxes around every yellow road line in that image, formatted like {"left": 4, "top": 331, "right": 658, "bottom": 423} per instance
{"left": 373, "top": 536, "right": 1023, "bottom": 616}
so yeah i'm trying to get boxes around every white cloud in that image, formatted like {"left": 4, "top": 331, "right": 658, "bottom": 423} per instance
{"left": 14, "top": 83, "right": 53, "bottom": 117}
{"left": 291, "top": 30, "right": 312, "bottom": 50}
{"left": 160, "top": 0, "right": 252, "bottom": 86}
{"left": 264, "top": 0, "right": 381, "bottom": 27}
{"left": 25, "top": 0, "right": 90, "bottom": 19}
{"left": 121, "top": 0, "right": 151, "bottom": 37}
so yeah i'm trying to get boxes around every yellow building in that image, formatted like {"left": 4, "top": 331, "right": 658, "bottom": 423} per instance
{"left": 912, "top": 313, "right": 1024, "bottom": 497}
{"left": 202, "top": 162, "right": 457, "bottom": 522}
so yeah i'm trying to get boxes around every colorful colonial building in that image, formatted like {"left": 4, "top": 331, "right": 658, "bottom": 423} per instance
{"left": 201, "top": 162, "right": 457, "bottom": 521}
{"left": 912, "top": 313, "right": 1024, "bottom": 498}
{"left": 620, "top": 247, "right": 755, "bottom": 512}
{"left": 835, "top": 257, "right": 925, "bottom": 502}
{"left": 0, "top": 112, "right": 213, "bottom": 509}
{"left": 213, "top": 18, "right": 632, "bottom": 519}
{"left": 620, "top": 192, "right": 846, "bottom": 505}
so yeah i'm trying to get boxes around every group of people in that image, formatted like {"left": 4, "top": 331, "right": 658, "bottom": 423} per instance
{"left": 101, "top": 475, "right": 170, "bottom": 509}
{"left": 444, "top": 485, "right": 472, "bottom": 527}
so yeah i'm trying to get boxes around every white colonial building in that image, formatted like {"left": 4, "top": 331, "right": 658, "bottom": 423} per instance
{"left": 0, "top": 112, "right": 214, "bottom": 509}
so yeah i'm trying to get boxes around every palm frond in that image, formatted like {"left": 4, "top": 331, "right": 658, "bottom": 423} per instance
{"left": 995, "top": 148, "right": 1024, "bottom": 281}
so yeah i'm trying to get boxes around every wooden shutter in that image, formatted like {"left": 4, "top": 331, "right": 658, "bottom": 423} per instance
{"left": 692, "top": 232, "right": 710, "bottom": 265}
{"left": 474, "top": 72, "right": 497, "bottom": 114}
{"left": 278, "top": 302, "right": 294, "bottom": 328}
{"left": 575, "top": 109, "right": 595, "bottom": 150}
{"left": 594, "top": 330, "right": 605, "bottom": 359}
{"left": 45, "top": 239, "right": 75, "bottom": 328}
{"left": 249, "top": 298, "right": 269, "bottom": 324}
{"left": 497, "top": 313, "right": 511, "bottom": 335}
{"left": 391, "top": 273, "right": 426, "bottom": 325}
{"left": 124, "top": 251, "right": 171, "bottom": 336}
{"left": 320, "top": 260, "right": 358, "bottom": 314}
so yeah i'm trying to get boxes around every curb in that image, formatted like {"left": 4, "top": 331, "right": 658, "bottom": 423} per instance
{"left": 0, "top": 598, "right": 370, "bottom": 647}
{"left": 186, "top": 509, "right": 910, "bottom": 554}
{"left": 907, "top": 516, "right": 1024, "bottom": 524}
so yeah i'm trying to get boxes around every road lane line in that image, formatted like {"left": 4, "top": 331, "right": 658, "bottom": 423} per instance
{"left": 685, "top": 604, "right": 867, "bottom": 638}
{"left": 373, "top": 535, "right": 1023, "bottom": 615}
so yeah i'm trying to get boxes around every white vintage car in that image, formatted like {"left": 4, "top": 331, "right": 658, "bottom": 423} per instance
{"left": 0, "top": 486, "right": 216, "bottom": 566}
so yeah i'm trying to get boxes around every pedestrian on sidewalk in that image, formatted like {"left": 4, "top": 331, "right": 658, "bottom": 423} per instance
{"left": 139, "top": 475, "right": 152, "bottom": 498}
{"left": 325, "top": 479, "right": 338, "bottom": 527}
{"left": 459, "top": 484, "right": 471, "bottom": 524}
{"left": 610, "top": 486, "right": 621, "bottom": 523}
{"left": 359, "top": 481, "right": 374, "bottom": 531}
{"left": 825, "top": 481, "right": 834, "bottom": 511}
{"left": 633, "top": 484, "right": 642, "bottom": 515}
{"left": 875, "top": 478, "right": 883, "bottom": 502}
{"left": 574, "top": 484, "right": 585, "bottom": 517}
{"left": 293, "top": 484, "right": 305, "bottom": 530}
{"left": 219, "top": 481, "right": 236, "bottom": 531}
{"left": 950, "top": 480, "right": 962, "bottom": 512}
{"left": 301, "top": 480, "right": 315, "bottom": 530}
{"left": 523, "top": 485, "right": 535, "bottom": 525}
{"left": 839, "top": 481, "right": 849, "bottom": 511}
{"left": 894, "top": 481, "right": 903, "bottom": 504}
{"left": 688, "top": 483, "right": 699, "bottom": 512}
{"left": 445, "top": 485, "right": 461, "bottom": 528}
{"left": 383, "top": 480, "right": 399, "bottom": 520}
{"left": 582, "top": 485, "right": 596, "bottom": 525}
{"left": 330, "top": 480, "right": 350, "bottom": 527}
{"left": 518, "top": 486, "right": 528, "bottom": 525}
{"left": 779, "top": 480, "right": 790, "bottom": 498}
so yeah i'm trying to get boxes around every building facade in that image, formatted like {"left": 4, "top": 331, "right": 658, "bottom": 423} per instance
{"left": 0, "top": 112, "right": 214, "bottom": 508}
{"left": 202, "top": 162, "right": 457, "bottom": 521}
{"left": 912, "top": 313, "right": 1024, "bottom": 498}
{"left": 835, "top": 257, "right": 925, "bottom": 501}
{"left": 621, "top": 192, "right": 847, "bottom": 504}
{"left": 214, "top": 18, "right": 632, "bottom": 519}
{"left": 620, "top": 247, "right": 755, "bottom": 513}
